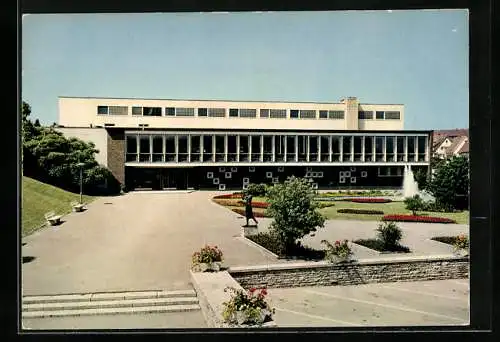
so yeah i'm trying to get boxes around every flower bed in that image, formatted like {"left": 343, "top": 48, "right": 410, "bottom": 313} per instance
{"left": 213, "top": 198, "right": 244, "bottom": 207}
{"left": 232, "top": 208, "right": 269, "bottom": 218}
{"left": 382, "top": 214, "right": 457, "bottom": 224}
{"left": 353, "top": 239, "right": 411, "bottom": 253}
{"left": 337, "top": 208, "right": 384, "bottom": 215}
{"left": 192, "top": 245, "right": 224, "bottom": 272}
{"left": 222, "top": 287, "right": 275, "bottom": 326}
{"left": 347, "top": 198, "right": 392, "bottom": 203}
{"left": 214, "top": 193, "right": 243, "bottom": 200}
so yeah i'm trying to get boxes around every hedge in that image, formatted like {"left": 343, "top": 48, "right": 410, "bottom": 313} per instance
{"left": 382, "top": 214, "right": 457, "bottom": 224}
{"left": 337, "top": 208, "right": 384, "bottom": 215}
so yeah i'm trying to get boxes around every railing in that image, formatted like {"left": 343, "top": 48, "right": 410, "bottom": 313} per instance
{"left": 386, "top": 153, "right": 395, "bottom": 162}
{"left": 408, "top": 154, "right": 416, "bottom": 162}
{"left": 332, "top": 154, "right": 341, "bottom": 162}
{"left": 354, "top": 153, "right": 362, "bottom": 162}
{"left": 397, "top": 154, "right": 405, "bottom": 162}
{"left": 152, "top": 153, "right": 163, "bottom": 162}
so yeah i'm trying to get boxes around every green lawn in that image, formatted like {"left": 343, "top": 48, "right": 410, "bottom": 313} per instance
{"left": 215, "top": 195, "right": 469, "bottom": 224}
{"left": 22, "top": 176, "right": 98, "bottom": 237}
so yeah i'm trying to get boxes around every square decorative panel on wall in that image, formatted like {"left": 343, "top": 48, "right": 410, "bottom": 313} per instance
{"left": 242, "top": 184, "right": 249, "bottom": 190}
{"left": 350, "top": 177, "right": 356, "bottom": 183}
{"left": 249, "top": 167, "right": 255, "bottom": 172}
{"left": 243, "top": 177, "right": 249, "bottom": 184}
{"left": 318, "top": 171, "right": 324, "bottom": 178}
{"left": 218, "top": 184, "right": 226, "bottom": 191}
{"left": 266, "top": 172, "right": 273, "bottom": 178}
{"left": 225, "top": 172, "right": 232, "bottom": 179}
{"left": 231, "top": 167, "right": 238, "bottom": 172}
{"left": 278, "top": 167, "right": 284, "bottom": 172}
{"left": 213, "top": 178, "right": 219, "bottom": 185}
{"left": 312, "top": 183, "right": 318, "bottom": 189}
{"left": 306, "top": 167, "right": 313, "bottom": 172}
{"left": 207, "top": 172, "right": 213, "bottom": 179}
{"left": 361, "top": 171, "right": 367, "bottom": 178}
{"left": 339, "top": 176, "right": 346, "bottom": 183}
{"left": 339, "top": 171, "right": 344, "bottom": 177}
{"left": 272, "top": 177, "right": 279, "bottom": 184}
{"left": 350, "top": 167, "right": 356, "bottom": 171}
{"left": 219, "top": 167, "right": 226, "bottom": 173}
{"left": 305, "top": 172, "right": 312, "bottom": 178}
{"left": 345, "top": 171, "right": 351, "bottom": 177}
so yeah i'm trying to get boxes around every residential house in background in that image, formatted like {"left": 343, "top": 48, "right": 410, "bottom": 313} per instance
{"left": 432, "top": 129, "right": 469, "bottom": 159}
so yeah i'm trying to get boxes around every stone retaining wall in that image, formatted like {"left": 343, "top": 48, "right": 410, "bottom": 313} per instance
{"left": 229, "top": 255, "right": 469, "bottom": 289}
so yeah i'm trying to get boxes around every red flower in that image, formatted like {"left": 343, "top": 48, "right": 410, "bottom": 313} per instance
{"left": 382, "top": 214, "right": 456, "bottom": 224}
{"left": 261, "top": 289, "right": 267, "bottom": 295}
{"left": 335, "top": 240, "right": 340, "bottom": 245}
{"left": 249, "top": 287, "right": 256, "bottom": 293}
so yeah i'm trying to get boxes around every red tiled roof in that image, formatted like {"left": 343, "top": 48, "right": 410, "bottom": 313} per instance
{"left": 445, "top": 136, "right": 468, "bottom": 156}
{"left": 459, "top": 140, "right": 469, "bottom": 154}
{"left": 433, "top": 128, "right": 468, "bottom": 139}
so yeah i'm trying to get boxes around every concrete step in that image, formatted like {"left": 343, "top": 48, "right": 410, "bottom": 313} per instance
{"left": 22, "top": 304, "right": 201, "bottom": 318}
{"left": 23, "top": 289, "right": 196, "bottom": 304}
{"left": 23, "top": 296, "right": 199, "bottom": 312}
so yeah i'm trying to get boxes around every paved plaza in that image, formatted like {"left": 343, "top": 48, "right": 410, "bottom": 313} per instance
{"left": 22, "top": 190, "right": 468, "bottom": 296}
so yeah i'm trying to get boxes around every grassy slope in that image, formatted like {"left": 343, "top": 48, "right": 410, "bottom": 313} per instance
{"left": 22, "top": 176, "right": 98, "bottom": 237}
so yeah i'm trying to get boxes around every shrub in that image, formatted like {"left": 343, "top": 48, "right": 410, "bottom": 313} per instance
{"left": 454, "top": 234, "right": 469, "bottom": 250}
{"left": 232, "top": 208, "right": 268, "bottom": 218}
{"left": 404, "top": 195, "right": 425, "bottom": 215}
{"left": 321, "top": 239, "right": 353, "bottom": 261}
{"left": 246, "top": 232, "right": 286, "bottom": 256}
{"left": 376, "top": 221, "right": 403, "bottom": 249}
{"left": 349, "top": 198, "right": 392, "bottom": 203}
{"left": 316, "top": 202, "right": 336, "bottom": 208}
{"left": 246, "top": 233, "right": 325, "bottom": 260}
{"left": 192, "top": 245, "right": 223, "bottom": 265}
{"left": 382, "top": 214, "right": 456, "bottom": 224}
{"left": 222, "top": 287, "right": 275, "bottom": 326}
{"left": 246, "top": 183, "right": 268, "bottom": 197}
{"left": 266, "top": 176, "right": 325, "bottom": 251}
{"left": 337, "top": 208, "right": 384, "bottom": 215}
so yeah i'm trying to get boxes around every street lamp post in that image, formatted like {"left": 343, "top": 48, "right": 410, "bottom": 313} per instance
{"left": 77, "top": 162, "right": 85, "bottom": 204}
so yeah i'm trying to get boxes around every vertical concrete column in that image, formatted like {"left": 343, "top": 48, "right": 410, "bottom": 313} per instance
{"left": 339, "top": 136, "right": 343, "bottom": 162}
{"left": 394, "top": 136, "right": 398, "bottom": 162}
{"left": 350, "top": 135, "right": 354, "bottom": 162}
{"left": 414, "top": 136, "right": 418, "bottom": 162}
{"left": 162, "top": 135, "right": 166, "bottom": 163}
{"left": 383, "top": 136, "right": 387, "bottom": 162}
{"left": 149, "top": 135, "right": 153, "bottom": 162}
{"left": 361, "top": 136, "right": 365, "bottom": 162}
{"left": 188, "top": 134, "right": 191, "bottom": 163}
{"left": 212, "top": 135, "right": 216, "bottom": 162}
{"left": 249, "top": 135, "right": 252, "bottom": 162}
{"left": 200, "top": 135, "right": 204, "bottom": 162}
{"left": 425, "top": 135, "right": 430, "bottom": 162}
{"left": 106, "top": 128, "right": 126, "bottom": 185}
{"left": 236, "top": 135, "right": 240, "bottom": 162}
{"left": 306, "top": 136, "right": 310, "bottom": 162}
{"left": 295, "top": 135, "right": 299, "bottom": 162}
{"left": 224, "top": 134, "right": 228, "bottom": 163}
{"left": 404, "top": 136, "right": 408, "bottom": 162}
{"left": 135, "top": 135, "right": 139, "bottom": 162}
{"left": 344, "top": 97, "right": 359, "bottom": 130}
{"left": 175, "top": 135, "right": 179, "bottom": 163}
{"left": 372, "top": 136, "right": 376, "bottom": 162}
{"left": 260, "top": 135, "right": 264, "bottom": 162}
{"left": 272, "top": 135, "right": 275, "bottom": 162}
{"left": 284, "top": 135, "right": 287, "bottom": 162}
{"left": 329, "top": 136, "right": 332, "bottom": 162}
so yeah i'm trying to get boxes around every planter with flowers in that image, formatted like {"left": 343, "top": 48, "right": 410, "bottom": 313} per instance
{"left": 321, "top": 239, "right": 354, "bottom": 263}
{"left": 453, "top": 234, "right": 469, "bottom": 257}
{"left": 192, "top": 245, "right": 224, "bottom": 272}
{"left": 222, "top": 287, "right": 275, "bottom": 327}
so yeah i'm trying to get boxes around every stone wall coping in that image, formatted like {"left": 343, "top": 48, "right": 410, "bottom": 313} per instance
{"left": 228, "top": 254, "right": 468, "bottom": 274}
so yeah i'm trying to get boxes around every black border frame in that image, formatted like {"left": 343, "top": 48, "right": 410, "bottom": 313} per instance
{"left": 14, "top": 0, "right": 494, "bottom": 340}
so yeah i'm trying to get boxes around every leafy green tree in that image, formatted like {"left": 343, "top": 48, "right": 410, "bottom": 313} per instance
{"left": 413, "top": 168, "right": 428, "bottom": 191}
{"left": 428, "top": 155, "right": 469, "bottom": 210}
{"left": 404, "top": 194, "right": 425, "bottom": 215}
{"left": 266, "top": 176, "right": 325, "bottom": 252}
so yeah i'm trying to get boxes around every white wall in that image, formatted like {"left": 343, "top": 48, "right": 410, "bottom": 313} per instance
{"left": 58, "top": 97, "right": 404, "bottom": 131}
{"left": 55, "top": 127, "right": 108, "bottom": 167}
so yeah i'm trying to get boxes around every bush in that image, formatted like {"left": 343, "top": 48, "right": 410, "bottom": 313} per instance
{"left": 321, "top": 239, "right": 353, "bottom": 261}
{"left": 337, "top": 208, "right": 384, "bottom": 215}
{"left": 316, "top": 202, "right": 336, "bottom": 208}
{"left": 246, "top": 232, "right": 287, "bottom": 256}
{"left": 382, "top": 214, "right": 457, "bottom": 224}
{"left": 246, "top": 183, "right": 268, "bottom": 197}
{"left": 404, "top": 195, "right": 425, "bottom": 215}
{"left": 192, "top": 245, "right": 223, "bottom": 265}
{"left": 376, "top": 221, "right": 403, "bottom": 249}
{"left": 266, "top": 176, "right": 325, "bottom": 251}
{"left": 348, "top": 198, "right": 392, "bottom": 203}
{"left": 247, "top": 233, "right": 325, "bottom": 260}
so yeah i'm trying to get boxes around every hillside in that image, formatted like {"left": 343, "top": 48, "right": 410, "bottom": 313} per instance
{"left": 22, "top": 176, "right": 97, "bottom": 237}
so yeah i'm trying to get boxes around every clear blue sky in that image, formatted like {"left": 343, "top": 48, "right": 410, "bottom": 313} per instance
{"left": 22, "top": 10, "right": 468, "bottom": 130}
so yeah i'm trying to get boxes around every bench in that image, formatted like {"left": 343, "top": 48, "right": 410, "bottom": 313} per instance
{"left": 70, "top": 201, "right": 85, "bottom": 212}
{"left": 44, "top": 211, "right": 62, "bottom": 226}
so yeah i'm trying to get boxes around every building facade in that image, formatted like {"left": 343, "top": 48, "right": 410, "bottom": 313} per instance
{"left": 57, "top": 96, "right": 432, "bottom": 191}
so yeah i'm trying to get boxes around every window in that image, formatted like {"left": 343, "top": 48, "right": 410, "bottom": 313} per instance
{"left": 263, "top": 136, "right": 273, "bottom": 161}
{"left": 364, "top": 136, "right": 373, "bottom": 161}
{"left": 175, "top": 108, "right": 195, "bottom": 116}
{"left": 396, "top": 136, "right": 405, "bottom": 161}
{"left": 408, "top": 136, "right": 416, "bottom": 161}
{"left": 165, "top": 135, "right": 176, "bottom": 161}
{"left": 126, "top": 135, "right": 137, "bottom": 161}
{"left": 375, "top": 136, "right": 384, "bottom": 161}
{"left": 97, "top": 106, "right": 109, "bottom": 115}
{"left": 108, "top": 106, "right": 128, "bottom": 115}
{"left": 376, "top": 111, "right": 385, "bottom": 119}
{"left": 286, "top": 136, "right": 296, "bottom": 162}
{"left": 275, "top": 135, "right": 285, "bottom": 162}
{"left": 358, "top": 111, "right": 373, "bottom": 120}
{"left": 165, "top": 107, "right": 176, "bottom": 116}
{"left": 320, "top": 136, "right": 330, "bottom": 161}
{"left": 208, "top": 108, "right": 226, "bottom": 117}
{"left": 385, "top": 111, "right": 401, "bottom": 120}
{"left": 132, "top": 107, "right": 142, "bottom": 115}
{"left": 228, "top": 135, "right": 237, "bottom": 161}
{"left": 239, "top": 109, "right": 257, "bottom": 118}
{"left": 202, "top": 135, "right": 213, "bottom": 161}
{"left": 290, "top": 110, "right": 299, "bottom": 118}
{"left": 239, "top": 135, "right": 249, "bottom": 161}
{"left": 329, "top": 111, "right": 344, "bottom": 119}
{"left": 251, "top": 136, "right": 261, "bottom": 162}
{"left": 198, "top": 108, "right": 208, "bottom": 117}
{"left": 139, "top": 136, "right": 150, "bottom": 162}
{"left": 270, "top": 109, "right": 287, "bottom": 118}
{"left": 332, "top": 136, "right": 341, "bottom": 161}
{"left": 178, "top": 136, "right": 188, "bottom": 161}
{"left": 152, "top": 136, "right": 163, "bottom": 162}
{"left": 342, "top": 136, "right": 352, "bottom": 161}
{"left": 299, "top": 110, "right": 316, "bottom": 119}
{"left": 260, "top": 109, "right": 269, "bottom": 118}
{"left": 386, "top": 136, "right": 395, "bottom": 161}
{"left": 319, "top": 110, "right": 328, "bottom": 119}
{"left": 298, "top": 136, "right": 307, "bottom": 162}
{"left": 229, "top": 109, "right": 239, "bottom": 117}
{"left": 215, "top": 135, "right": 225, "bottom": 161}
{"left": 418, "top": 136, "right": 427, "bottom": 161}
{"left": 309, "top": 136, "right": 318, "bottom": 161}
{"left": 354, "top": 136, "right": 362, "bottom": 161}
{"left": 143, "top": 107, "right": 162, "bottom": 116}
{"left": 190, "top": 135, "right": 201, "bottom": 162}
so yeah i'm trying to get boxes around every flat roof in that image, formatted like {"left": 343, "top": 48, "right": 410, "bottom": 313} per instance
{"left": 58, "top": 96, "right": 404, "bottom": 106}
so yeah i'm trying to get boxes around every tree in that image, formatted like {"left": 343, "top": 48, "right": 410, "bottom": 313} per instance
{"left": 376, "top": 222, "right": 403, "bottom": 249}
{"left": 404, "top": 195, "right": 425, "bottom": 215}
{"left": 34, "top": 119, "right": 41, "bottom": 127}
{"left": 266, "top": 176, "right": 325, "bottom": 252}
{"left": 427, "top": 155, "right": 469, "bottom": 211}
{"left": 413, "top": 168, "right": 428, "bottom": 191}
